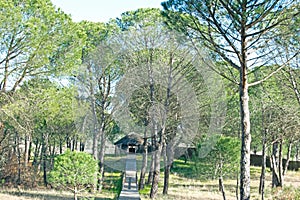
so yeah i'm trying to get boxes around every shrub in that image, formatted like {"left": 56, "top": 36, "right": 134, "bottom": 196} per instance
{"left": 48, "top": 149, "right": 98, "bottom": 200}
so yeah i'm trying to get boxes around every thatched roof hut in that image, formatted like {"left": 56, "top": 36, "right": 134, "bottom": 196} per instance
{"left": 114, "top": 132, "right": 144, "bottom": 153}
{"left": 114, "top": 132, "right": 143, "bottom": 146}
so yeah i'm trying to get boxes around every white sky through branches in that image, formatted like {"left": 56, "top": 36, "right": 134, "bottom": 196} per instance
{"left": 51, "top": 0, "right": 163, "bottom": 22}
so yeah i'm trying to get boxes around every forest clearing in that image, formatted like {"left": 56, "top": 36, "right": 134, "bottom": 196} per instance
{"left": 0, "top": 0, "right": 299, "bottom": 199}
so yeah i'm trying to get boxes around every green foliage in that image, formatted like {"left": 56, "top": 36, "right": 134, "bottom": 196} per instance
{"left": 0, "top": 0, "right": 83, "bottom": 92}
{"left": 48, "top": 149, "right": 98, "bottom": 193}
{"left": 195, "top": 135, "right": 240, "bottom": 179}
{"left": 115, "top": 8, "right": 163, "bottom": 30}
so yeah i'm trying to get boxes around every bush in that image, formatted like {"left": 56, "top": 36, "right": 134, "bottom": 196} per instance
{"left": 48, "top": 149, "right": 98, "bottom": 200}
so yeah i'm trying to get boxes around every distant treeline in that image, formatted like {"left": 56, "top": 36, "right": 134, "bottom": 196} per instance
{"left": 250, "top": 154, "right": 300, "bottom": 171}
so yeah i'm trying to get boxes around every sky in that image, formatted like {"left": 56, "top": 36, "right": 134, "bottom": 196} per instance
{"left": 51, "top": 0, "right": 164, "bottom": 22}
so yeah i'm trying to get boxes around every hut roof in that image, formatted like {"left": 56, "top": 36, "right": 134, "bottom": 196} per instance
{"left": 114, "top": 132, "right": 143, "bottom": 146}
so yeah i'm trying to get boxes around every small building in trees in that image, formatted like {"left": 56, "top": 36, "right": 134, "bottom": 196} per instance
{"left": 114, "top": 132, "right": 144, "bottom": 154}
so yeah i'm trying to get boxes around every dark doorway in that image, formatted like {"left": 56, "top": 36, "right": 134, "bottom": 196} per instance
{"left": 129, "top": 147, "right": 135, "bottom": 153}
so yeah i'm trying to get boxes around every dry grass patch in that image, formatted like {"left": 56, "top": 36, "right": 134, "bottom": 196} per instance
{"left": 0, "top": 188, "right": 115, "bottom": 200}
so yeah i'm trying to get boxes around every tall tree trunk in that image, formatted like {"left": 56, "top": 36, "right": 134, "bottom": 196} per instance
{"left": 32, "top": 140, "right": 41, "bottom": 187}
{"left": 59, "top": 137, "right": 63, "bottom": 154}
{"left": 88, "top": 63, "right": 98, "bottom": 160}
{"left": 42, "top": 132, "right": 49, "bottom": 187}
{"left": 97, "top": 126, "right": 106, "bottom": 192}
{"left": 259, "top": 128, "right": 267, "bottom": 199}
{"left": 74, "top": 186, "right": 78, "bottom": 200}
{"left": 147, "top": 153, "right": 155, "bottom": 185}
{"left": 296, "top": 142, "right": 299, "bottom": 161}
{"left": 239, "top": 69, "right": 251, "bottom": 200}
{"left": 28, "top": 140, "right": 32, "bottom": 162}
{"left": 80, "top": 140, "right": 85, "bottom": 151}
{"left": 150, "top": 142, "right": 162, "bottom": 199}
{"left": 147, "top": 59, "right": 156, "bottom": 186}
{"left": 278, "top": 140, "right": 283, "bottom": 188}
{"left": 163, "top": 141, "right": 174, "bottom": 195}
{"left": 283, "top": 141, "right": 292, "bottom": 176}
{"left": 162, "top": 141, "right": 168, "bottom": 195}
{"left": 24, "top": 134, "right": 31, "bottom": 169}
{"left": 219, "top": 176, "right": 226, "bottom": 200}
{"left": 239, "top": 3, "right": 251, "bottom": 199}
{"left": 50, "top": 141, "right": 56, "bottom": 168}
{"left": 271, "top": 141, "right": 280, "bottom": 188}
{"left": 15, "top": 131, "right": 21, "bottom": 185}
{"left": 139, "top": 128, "right": 148, "bottom": 190}
{"left": 218, "top": 159, "right": 226, "bottom": 200}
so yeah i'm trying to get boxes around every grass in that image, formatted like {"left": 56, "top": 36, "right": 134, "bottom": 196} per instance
{"left": 138, "top": 159, "right": 300, "bottom": 200}
{"left": 0, "top": 170, "right": 123, "bottom": 200}
{"left": 1, "top": 157, "right": 300, "bottom": 200}
{"left": 0, "top": 188, "right": 115, "bottom": 200}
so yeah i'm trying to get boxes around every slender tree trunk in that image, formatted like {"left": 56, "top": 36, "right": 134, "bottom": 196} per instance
{"left": 98, "top": 126, "right": 106, "bottom": 192}
{"left": 59, "top": 138, "right": 63, "bottom": 154}
{"left": 15, "top": 131, "right": 21, "bottom": 185}
{"left": 139, "top": 128, "right": 148, "bottom": 190}
{"left": 218, "top": 159, "right": 226, "bottom": 200}
{"left": 42, "top": 132, "right": 49, "bottom": 187}
{"left": 239, "top": 70, "right": 251, "bottom": 200}
{"left": 163, "top": 159, "right": 171, "bottom": 195}
{"left": 147, "top": 154, "right": 155, "bottom": 185}
{"left": 296, "top": 143, "right": 299, "bottom": 161}
{"left": 162, "top": 142, "right": 168, "bottom": 195}
{"left": 74, "top": 186, "right": 78, "bottom": 200}
{"left": 236, "top": 171, "right": 239, "bottom": 200}
{"left": 163, "top": 141, "right": 174, "bottom": 195}
{"left": 271, "top": 141, "right": 280, "bottom": 188}
{"left": 239, "top": 3, "right": 251, "bottom": 199}
{"left": 278, "top": 139, "right": 283, "bottom": 188}
{"left": 283, "top": 141, "right": 292, "bottom": 176}
{"left": 219, "top": 176, "right": 226, "bottom": 200}
{"left": 80, "top": 140, "right": 85, "bottom": 151}
{"left": 147, "top": 60, "right": 155, "bottom": 186}
{"left": 32, "top": 140, "right": 41, "bottom": 187}
{"left": 259, "top": 128, "right": 267, "bottom": 199}
{"left": 24, "top": 134, "right": 31, "bottom": 169}
{"left": 50, "top": 141, "right": 56, "bottom": 168}
{"left": 88, "top": 63, "right": 98, "bottom": 160}
{"left": 72, "top": 138, "right": 75, "bottom": 151}
{"left": 150, "top": 142, "right": 162, "bottom": 199}
{"left": 28, "top": 140, "right": 32, "bottom": 162}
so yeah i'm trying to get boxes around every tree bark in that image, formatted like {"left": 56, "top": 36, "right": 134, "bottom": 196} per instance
{"left": 219, "top": 176, "right": 226, "bottom": 200}
{"left": 147, "top": 154, "right": 155, "bottom": 185}
{"left": 15, "top": 131, "right": 21, "bottom": 185}
{"left": 97, "top": 126, "right": 106, "bottom": 192}
{"left": 239, "top": 69, "right": 251, "bottom": 200}
{"left": 283, "top": 142, "right": 292, "bottom": 176}
{"left": 163, "top": 142, "right": 168, "bottom": 195}
{"left": 24, "top": 134, "right": 31, "bottom": 169}
{"left": 271, "top": 141, "right": 280, "bottom": 188}
{"left": 42, "top": 133, "right": 49, "bottom": 187}
{"left": 259, "top": 129, "right": 267, "bottom": 199}
{"left": 163, "top": 141, "right": 174, "bottom": 195}
{"left": 32, "top": 140, "right": 41, "bottom": 187}
{"left": 278, "top": 140, "right": 283, "bottom": 188}
{"left": 139, "top": 128, "right": 148, "bottom": 190}
{"left": 80, "top": 140, "right": 85, "bottom": 151}
{"left": 150, "top": 143, "right": 162, "bottom": 199}
{"left": 239, "top": 1, "right": 253, "bottom": 198}
{"left": 74, "top": 186, "right": 78, "bottom": 200}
